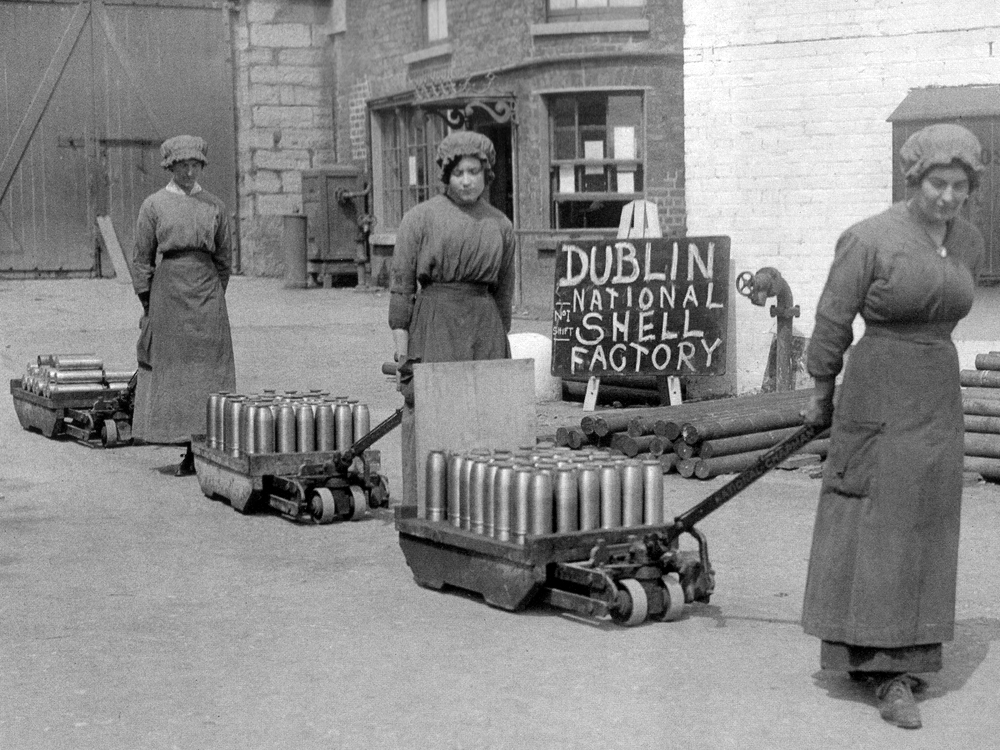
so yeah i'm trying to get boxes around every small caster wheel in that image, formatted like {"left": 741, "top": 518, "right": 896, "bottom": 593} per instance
{"left": 349, "top": 485, "right": 368, "bottom": 520}
{"left": 611, "top": 578, "right": 648, "bottom": 626}
{"left": 101, "top": 418, "right": 119, "bottom": 447}
{"left": 309, "top": 487, "right": 338, "bottom": 524}
{"left": 653, "top": 573, "right": 686, "bottom": 622}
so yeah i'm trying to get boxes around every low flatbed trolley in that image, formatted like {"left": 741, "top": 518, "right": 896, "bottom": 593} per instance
{"left": 10, "top": 376, "right": 136, "bottom": 448}
{"left": 193, "top": 408, "right": 401, "bottom": 523}
{"left": 398, "top": 424, "right": 821, "bottom": 625}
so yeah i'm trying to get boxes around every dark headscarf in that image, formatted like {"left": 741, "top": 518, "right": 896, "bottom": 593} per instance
{"left": 900, "top": 123, "right": 983, "bottom": 191}
{"left": 435, "top": 131, "right": 496, "bottom": 185}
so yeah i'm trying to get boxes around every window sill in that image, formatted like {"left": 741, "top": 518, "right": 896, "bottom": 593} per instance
{"left": 403, "top": 42, "right": 453, "bottom": 66}
{"left": 530, "top": 19, "right": 649, "bottom": 37}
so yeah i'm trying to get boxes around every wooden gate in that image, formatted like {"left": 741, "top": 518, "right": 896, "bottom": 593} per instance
{"left": 0, "top": 0, "right": 236, "bottom": 278}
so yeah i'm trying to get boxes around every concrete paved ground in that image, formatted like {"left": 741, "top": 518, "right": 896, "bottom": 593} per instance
{"left": 2, "top": 277, "right": 999, "bottom": 749}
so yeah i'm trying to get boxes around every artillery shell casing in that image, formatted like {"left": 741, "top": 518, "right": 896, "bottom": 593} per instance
{"left": 353, "top": 403, "right": 370, "bottom": 440}
{"left": 459, "top": 453, "right": 477, "bottom": 530}
{"left": 315, "top": 402, "right": 336, "bottom": 452}
{"left": 642, "top": 459, "right": 664, "bottom": 525}
{"left": 253, "top": 404, "right": 275, "bottom": 454}
{"left": 206, "top": 393, "right": 224, "bottom": 448}
{"left": 223, "top": 397, "right": 245, "bottom": 456}
{"left": 483, "top": 460, "right": 500, "bottom": 537}
{"left": 577, "top": 464, "right": 601, "bottom": 531}
{"left": 241, "top": 403, "right": 259, "bottom": 454}
{"left": 48, "top": 354, "right": 103, "bottom": 370}
{"left": 512, "top": 466, "right": 533, "bottom": 543}
{"left": 599, "top": 464, "right": 622, "bottom": 529}
{"left": 334, "top": 402, "right": 353, "bottom": 451}
{"left": 621, "top": 460, "right": 644, "bottom": 527}
{"left": 275, "top": 403, "right": 297, "bottom": 453}
{"left": 554, "top": 466, "right": 579, "bottom": 533}
{"left": 447, "top": 452, "right": 464, "bottom": 528}
{"left": 493, "top": 464, "right": 515, "bottom": 541}
{"left": 529, "top": 469, "right": 554, "bottom": 535}
{"left": 469, "top": 458, "right": 488, "bottom": 534}
{"left": 50, "top": 368, "right": 105, "bottom": 384}
{"left": 43, "top": 383, "right": 109, "bottom": 396}
{"left": 425, "top": 450, "right": 447, "bottom": 522}
{"left": 102, "top": 370, "right": 135, "bottom": 383}
{"left": 295, "top": 403, "right": 316, "bottom": 453}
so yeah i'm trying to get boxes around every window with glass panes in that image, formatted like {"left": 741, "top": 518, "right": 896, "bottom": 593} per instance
{"left": 547, "top": 0, "right": 645, "bottom": 22}
{"left": 549, "top": 91, "right": 644, "bottom": 230}
{"left": 377, "top": 109, "right": 448, "bottom": 228}
{"left": 423, "top": 0, "right": 448, "bottom": 42}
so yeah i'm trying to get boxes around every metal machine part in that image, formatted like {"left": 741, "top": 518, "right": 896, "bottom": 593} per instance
{"left": 736, "top": 266, "right": 801, "bottom": 392}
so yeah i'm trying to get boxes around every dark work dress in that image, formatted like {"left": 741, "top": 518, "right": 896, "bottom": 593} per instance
{"left": 801, "top": 201, "right": 983, "bottom": 673}
{"left": 388, "top": 192, "right": 516, "bottom": 363}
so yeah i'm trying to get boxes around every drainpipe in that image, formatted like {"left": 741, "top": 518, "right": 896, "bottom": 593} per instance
{"left": 736, "top": 267, "right": 800, "bottom": 392}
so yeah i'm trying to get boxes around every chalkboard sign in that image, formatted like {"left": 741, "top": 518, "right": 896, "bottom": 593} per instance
{"left": 550, "top": 236, "right": 731, "bottom": 378}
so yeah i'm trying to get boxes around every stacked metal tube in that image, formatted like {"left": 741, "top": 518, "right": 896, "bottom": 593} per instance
{"left": 423, "top": 446, "right": 669, "bottom": 542}
{"left": 565, "top": 388, "right": 827, "bottom": 480}
{"left": 20, "top": 354, "right": 133, "bottom": 398}
{"left": 205, "top": 390, "right": 371, "bottom": 456}
{"left": 960, "top": 352, "right": 1000, "bottom": 482}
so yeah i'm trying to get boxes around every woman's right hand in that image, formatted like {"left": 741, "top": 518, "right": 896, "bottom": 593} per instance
{"left": 801, "top": 377, "right": 835, "bottom": 428}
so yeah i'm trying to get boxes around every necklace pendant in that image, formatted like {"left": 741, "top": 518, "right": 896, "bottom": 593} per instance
{"left": 939, "top": 246, "right": 947, "bottom": 258}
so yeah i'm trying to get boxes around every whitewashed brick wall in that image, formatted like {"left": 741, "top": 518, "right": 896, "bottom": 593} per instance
{"left": 684, "top": 0, "right": 998, "bottom": 392}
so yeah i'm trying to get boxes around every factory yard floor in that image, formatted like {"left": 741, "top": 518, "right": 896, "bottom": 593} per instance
{"left": 2, "top": 277, "right": 1000, "bottom": 750}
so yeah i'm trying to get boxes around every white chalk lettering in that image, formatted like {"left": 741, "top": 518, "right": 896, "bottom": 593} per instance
{"left": 644, "top": 242, "right": 667, "bottom": 282}
{"left": 651, "top": 343, "right": 672, "bottom": 369}
{"left": 611, "top": 311, "right": 630, "bottom": 342}
{"left": 629, "top": 342, "right": 650, "bottom": 371}
{"left": 638, "top": 287, "right": 654, "bottom": 311}
{"left": 576, "top": 312, "right": 604, "bottom": 345}
{"left": 590, "top": 245, "right": 612, "bottom": 285}
{"left": 608, "top": 344, "right": 627, "bottom": 372}
{"left": 705, "top": 281, "right": 724, "bottom": 309}
{"left": 686, "top": 241, "right": 713, "bottom": 281}
{"left": 701, "top": 338, "right": 722, "bottom": 367}
{"left": 613, "top": 242, "right": 640, "bottom": 284}
{"left": 682, "top": 309, "right": 704, "bottom": 338}
{"left": 677, "top": 341, "right": 697, "bottom": 370}
{"left": 682, "top": 285, "right": 699, "bottom": 308}
{"left": 559, "top": 244, "right": 589, "bottom": 287}
{"left": 637, "top": 310, "right": 655, "bottom": 342}
{"left": 660, "top": 312, "right": 679, "bottom": 340}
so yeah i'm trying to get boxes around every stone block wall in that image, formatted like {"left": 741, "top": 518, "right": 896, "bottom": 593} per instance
{"left": 684, "top": 1, "right": 997, "bottom": 392}
{"left": 233, "top": 0, "right": 339, "bottom": 276}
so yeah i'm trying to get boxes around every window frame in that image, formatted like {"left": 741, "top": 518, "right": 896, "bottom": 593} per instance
{"left": 544, "top": 88, "right": 648, "bottom": 231}
{"left": 371, "top": 107, "right": 449, "bottom": 231}
{"left": 422, "top": 0, "right": 448, "bottom": 44}
{"left": 545, "top": 0, "right": 645, "bottom": 23}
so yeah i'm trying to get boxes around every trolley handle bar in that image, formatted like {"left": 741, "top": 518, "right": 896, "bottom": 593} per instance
{"left": 672, "top": 423, "right": 825, "bottom": 533}
{"left": 334, "top": 408, "right": 403, "bottom": 469}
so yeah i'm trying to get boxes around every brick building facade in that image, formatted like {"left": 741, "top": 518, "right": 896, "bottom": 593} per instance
{"left": 229, "top": 0, "right": 998, "bottom": 393}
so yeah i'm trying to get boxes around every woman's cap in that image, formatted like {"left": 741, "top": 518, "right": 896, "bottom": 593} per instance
{"left": 161, "top": 135, "right": 208, "bottom": 169}
{"left": 900, "top": 123, "right": 983, "bottom": 188}
{"left": 435, "top": 131, "right": 496, "bottom": 182}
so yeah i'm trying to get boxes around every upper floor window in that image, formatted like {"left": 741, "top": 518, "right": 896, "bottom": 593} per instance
{"left": 547, "top": 0, "right": 645, "bottom": 22}
{"left": 423, "top": 0, "right": 448, "bottom": 42}
{"left": 549, "top": 91, "right": 644, "bottom": 230}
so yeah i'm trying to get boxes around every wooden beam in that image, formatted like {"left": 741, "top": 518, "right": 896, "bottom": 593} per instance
{"left": 0, "top": 1, "right": 91, "bottom": 204}
{"left": 96, "top": 215, "right": 132, "bottom": 283}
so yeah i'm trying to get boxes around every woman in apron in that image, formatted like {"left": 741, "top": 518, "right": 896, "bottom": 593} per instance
{"left": 801, "top": 123, "right": 985, "bottom": 729}
{"left": 131, "top": 135, "right": 236, "bottom": 476}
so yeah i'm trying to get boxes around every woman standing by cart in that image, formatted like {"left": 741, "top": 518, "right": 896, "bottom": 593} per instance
{"left": 131, "top": 135, "right": 236, "bottom": 476}
{"left": 388, "top": 130, "right": 516, "bottom": 368}
{"left": 801, "top": 123, "right": 985, "bottom": 729}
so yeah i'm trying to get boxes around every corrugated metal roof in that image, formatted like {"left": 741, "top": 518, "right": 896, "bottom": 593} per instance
{"left": 888, "top": 85, "right": 1000, "bottom": 121}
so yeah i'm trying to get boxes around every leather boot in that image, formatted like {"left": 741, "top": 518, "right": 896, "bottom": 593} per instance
{"left": 175, "top": 446, "right": 196, "bottom": 477}
{"left": 875, "top": 674, "right": 923, "bottom": 729}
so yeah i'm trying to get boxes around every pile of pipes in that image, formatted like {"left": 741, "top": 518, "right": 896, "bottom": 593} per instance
{"left": 961, "top": 352, "right": 1000, "bottom": 482}
{"left": 424, "top": 446, "right": 671, "bottom": 543}
{"left": 20, "top": 354, "right": 133, "bottom": 398}
{"left": 561, "top": 373, "right": 664, "bottom": 407}
{"left": 556, "top": 389, "right": 827, "bottom": 480}
{"left": 205, "top": 390, "right": 371, "bottom": 457}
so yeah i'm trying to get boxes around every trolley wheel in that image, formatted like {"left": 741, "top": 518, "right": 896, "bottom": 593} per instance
{"left": 654, "top": 574, "right": 686, "bottom": 622}
{"left": 309, "top": 487, "right": 339, "bottom": 524}
{"left": 349, "top": 485, "right": 369, "bottom": 520}
{"left": 612, "top": 578, "right": 649, "bottom": 627}
{"left": 100, "top": 419, "right": 119, "bottom": 448}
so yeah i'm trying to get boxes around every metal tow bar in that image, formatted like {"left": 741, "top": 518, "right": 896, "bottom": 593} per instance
{"left": 542, "top": 423, "right": 825, "bottom": 625}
